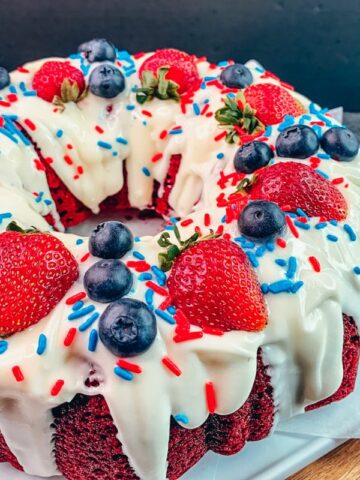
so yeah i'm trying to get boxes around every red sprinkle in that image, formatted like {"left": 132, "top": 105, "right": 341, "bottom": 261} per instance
{"left": 142, "top": 109, "right": 152, "bottom": 117}
{"left": 202, "top": 326, "right": 224, "bottom": 336}
{"left": 34, "top": 159, "right": 45, "bottom": 171}
{"left": 0, "top": 100, "right": 10, "bottom": 107}
{"left": 162, "top": 356, "right": 182, "bottom": 376}
{"left": 17, "top": 66, "right": 29, "bottom": 73}
{"left": 127, "top": 260, "right": 151, "bottom": 272}
{"left": 223, "top": 233, "right": 231, "bottom": 241}
{"left": 332, "top": 177, "right": 344, "bottom": 185}
{"left": 151, "top": 153, "right": 163, "bottom": 163}
{"left": 308, "top": 256, "right": 321, "bottom": 272}
{"left": 51, "top": 379, "right": 65, "bottom": 396}
{"left": 214, "top": 131, "right": 227, "bottom": 142}
{"left": 95, "top": 125, "right": 104, "bottom": 134}
{"left": 24, "top": 118, "right": 36, "bottom": 131}
{"left": 173, "top": 331, "right": 204, "bottom": 343}
{"left": 67, "top": 144, "right": 73, "bottom": 150}
{"left": 77, "top": 166, "right": 84, "bottom": 174}
{"left": 7, "top": 94, "right": 18, "bottom": 103}
{"left": 12, "top": 366, "right": 24, "bottom": 382}
{"left": 201, "top": 103, "right": 210, "bottom": 115}
{"left": 285, "top": 216, "right": 299, "bottom": 238}
{"left": 174, "top": 309, "right": 190, "bottom": 330}
{"left": 180, "top": 219, "right": 193, "bottom": 227}
{"left": 117, "top": 359, "right": 142, "bottom": 374}
{"left": 66, "top": 292, "right": 86, "bottom": 305}
{"left": 204, "top": 213, "right": 211, "bottom": 227}
{"left": 145, "top": 281, "right": 168, "bottom": 296}
{"left": 64, "top": 155, "right": 73, "bottom": 165}
{"left": 158, "top": 296, "right": 173, "bottom": 310}
{"left": 276, "top": 238, "right": 287, "bottom": 249}
{"left": 159, "top": 130, "right": 168, "bottom": 139}
{"left": 216, "top": 225, "right": 224, "bottom": 235}
{"left": 205, "top": 381, "right": 217, "bottom": 413}
{"left": 80, "top": 252, "right": 91, "bottom": 263}
{"left": 64, "top": 328, "right": 77, "bottom": 347}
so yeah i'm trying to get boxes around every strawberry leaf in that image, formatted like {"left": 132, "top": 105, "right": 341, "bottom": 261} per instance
{"left": 136, "top": 66, "right": 180, "bottom": 104}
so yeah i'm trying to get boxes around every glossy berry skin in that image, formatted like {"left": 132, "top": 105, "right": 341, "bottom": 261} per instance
{"left": 139, "top": 48, "right": 200, "bottom": 94}
{"left": 84, "top": 259, "right": 132, "bottom": 303}
{"left": 0, "top": 231, "right": 79, "bottom": 336}
{"left": 89, "top": 221, "right": 133, "bottom": 259}
{"left": 32, "top": 61, "right": 85, "bottom": 102}
{"left": 249, "top": 162, "right": 348, "bottom": 220}
{"left": 276, "top": 125, "right": 319, "bottom": 159}
{"left": 0, "top": 67, "right": 10, "bottom": 89}
{"left": 78, "top": 38, "right": 116, "bottom": 63}
{"left": 238, "top": 200, "right": 285, "bottom": 242}
{"left": 234, "top": 141, "right": 274, "bottom": 174}
{"left": 167, "top": 239, "right": 267, "bottom": 332}
{"left": 244, "top": 83, "right": 306, "bottom": 125}
{"left": 89, "top": 64, "right": 125, "bottom": 98}
{"left": 220, "top": 64, "right": 253, "bottom": 89}
{"left": 320, "top": 127, "right": 359, "bottom": 161}
{"left": 99, "top": 298, "right": 157, "bottom": 357}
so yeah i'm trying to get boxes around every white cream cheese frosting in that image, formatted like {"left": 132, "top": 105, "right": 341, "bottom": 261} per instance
{"left": 0, "top": 49, "right": 358, "bottom": 480}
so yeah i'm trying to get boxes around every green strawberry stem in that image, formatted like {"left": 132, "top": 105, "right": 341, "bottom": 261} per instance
{"left": 136, "top": 67, "right": 180, "bottom": 104}
{"left": 53, "top": 79, "right": 88, "bottom": 111}
{"left": 158, "top": 224, "right": 220, "bottom": 272}
{"left": 235, "top": 174, "right": 258, "bottom": 194}
{"left": 6, "top": 221, "right": 40, "bottom": 234}
{"left": 215, "top": 91, "right": 264, "bottom": 144}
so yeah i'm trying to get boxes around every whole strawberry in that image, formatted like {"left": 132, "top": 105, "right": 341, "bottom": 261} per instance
{"left": 0, "top": 227, "right": 79, "bottom": 336}
{"left": 249, "top": 162, "right": 348, "bottom": 220}
{"left": 32, "top": 60, "right": 86, "bottom": 103}
{"left": 167, "top": 238, "right": 267, "bottom": 332}
{"left": 136, "top": 48, "right": 200, "bottom": 103}
{"left": 244, "top": 83, "right": 306, "bottom": 125}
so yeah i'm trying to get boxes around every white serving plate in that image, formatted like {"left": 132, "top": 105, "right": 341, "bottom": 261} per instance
{"left": 0, "top": 431, "right": 344, "bottom": 480}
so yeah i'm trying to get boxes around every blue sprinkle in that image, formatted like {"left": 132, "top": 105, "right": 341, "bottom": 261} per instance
{"left": 97, "top": 140, "right": 112, "bottom": 150}
{"left": 296, "top": 208, "right": 308, "bottom": 218}
{"left": 19, "top": 81, "right": 27, "bottom": 92}
{"left": 218, "top": 60, "right": 229, "bottom": 67}
{"left": 138, "top": 272, "right": 152, "bottom": 281}
{"left": 317, "top": 112, "right": 333, "bottom": 127}
{"left": 36, "top": 334, "right": 47, "bottom": 355}
{"left": 268, "top": 280, "right": 293, "bottom": 294}
{"left": 0, "top": 340, "right": 8, "bottom": 355}
{"left": 44, "top": 199, "right": 52, "bottom": 206}
{"left": 9, "top": 85, "right": 17, "bottom": 94}
{"left": 247, "top": 251, "right": 259, "bottom": 268}
{"left": 126, "top": 105, "right": 135, "bottom": 111}
{"left": 131, "top": 85, "right": 138, "bottom": 92}
{"left": 192, "top": 103, "right": 201, "bottom": 115}
{"left": 164, "top": 224, "right": 174, "bottom": 231}
{"left": 125, "top": 69, "right": 136, "bottom": 77}
{"left": 264, "top": 125, "right": 272, "bottom": 137}
{"left": 315, "top": 222, "right": 327, "bottom": 230}
{"left": 261, "top": 283, "right": 269, "bottom": 294}
{"left": 0, "top": 127, "right": 18, "bottom": 143}
{"left": 88, "top": 329, "right": 98, "bottom": 352}
{"left": 167, "top": 305, "right": 176, "bottom": 315}
{"left": 112, "top": 151, "right": 118, "bottom": 156}
{"left": 174, "top": 414, "right": 189, "bottom": 425}
{"left": 242, "top": 240, "right": 256, "bottom": 249}
{"left": 0, "top": 212, "right": 12, "bottom": 224}
{"left": 134, "top": 236, "right": 140, "bottom": 242}
{"left": 142, "top": 167, "right": 151, "bottom": 177}
{"left": 133, "top": 251, "right": 145, "bottom": 260}
{"left": 79, "top": 313, "right": 100, "bottom": 332}
{"left": 318, "top": 153, "right": 331, "bottom": 160}
{"left": 255, "top": 66, "right": 265, "bottom": 73}
{"left": 286, "top": 256, "right": 297, "bottom": 279}
{"left": 145, "top": 289, "right": 154, "bottom": 307}
{"left": 169, "top": 129, "right": 183, "bottom": 135}
{"left": 315, "top": 169, "right": 329, "bottom": 179}
{"left": 155, "top": 309, "right": 176, "bottom": 325}
{"left": 221, "top": 215, "right": 226, "bottom": 223}
{"left": 344, "top": 224, "right": 357, "bottom": 241}
{"left": 312, "top": 125, "right": 322, "bottom": 137}
{"left": 216, "top": 152, "right": 225, "bottom": 159}
{"left": 151, "top": 266, "right": 167, "bottom": 286}
{"left": 204, "top": 76, "right": 217, "bottom": 82}
{"left": 170, "top": 217, "right": 178, "bottom": 224}
{"left": 255, "top": 246, "right": 266, "bottom": 257}
{"left": 72, "top": 300, "right": 84, "bottom": 311}
{"left": 114, "top": 366, "right": 134, "bottom": 381}
{"left": 327, "top": 234, "right": 338, "bottom": 242}
{"left": 291, "top": 281, "right": 304, "bottom": 293}
{"left": 275, "top": 259, "right": 287, "bottom": 267}
{"left": 76, "top": 239, "right": 84, "bottom": 245}
{"left": 353, "top": 266, "right": 360, "bottom": 275}
{"left": 56, "top": 129, "right": 63, "bottom": 138}
{"left": 299, "top": 114, "right": 312, "bottom": 125}
{"left": 329, "top": 219, "right": 338, "bottom": 226}
{"left": 68, "top": 305, "right": 96, "bottom": 320}
{"left": 266, "top": 242, "right": 275, "bottom": 252}
{"left": 23, "top": 90, "right": 37, "bottom": 96}
{"left": 294, "top": 220, "right": 310, "bottom": 230}
{"left": 35, "top": 192, "right": 44, "bottom": 203}
{"left": 116, "top": 136, "right": 129, "bottom": 145}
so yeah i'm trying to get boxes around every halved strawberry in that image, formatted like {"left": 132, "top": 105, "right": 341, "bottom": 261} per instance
{"left": 248, "top": 162, "right": 348, "bottom": 220}
{"left": 32, "top": 60, "right": 86, "bottom": 103}
{"left": 0, "top": 226, "right": 79, "bottom": 336}
{"left": 166, "top": 238, "right": 267, "bottom": 332}
{"left": 244, "top": 83, "right": 306, "bottom": 125}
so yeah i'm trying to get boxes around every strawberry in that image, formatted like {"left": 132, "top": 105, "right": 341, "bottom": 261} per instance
{"left": 136, "top": 48, "right": 200, "bottom": 103}
{"left": 248, "top": 162, "right": 348, "bottom": 220}
{"left": 166, "top": 238, "right": 267, "bottom": 332}
{"left": 0, "top": 226, "right": 79, "bottom": 336}
{"left": 32, "top": 61, "right": 86, "bottom": 103}
{"left": 244, "top": 83, "right": 306, "bottom": 125}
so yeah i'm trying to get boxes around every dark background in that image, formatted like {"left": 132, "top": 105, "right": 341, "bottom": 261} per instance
{"left": 1, "top": 0, "right": 359, "bottom": 111}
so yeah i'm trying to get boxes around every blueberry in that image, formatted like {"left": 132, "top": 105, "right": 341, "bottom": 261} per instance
{"left": 0, "top": 67, "right": 10, "bottom": 90}
{"left": 238, "top": 200, "right": 286, "bottom": 242}
{"left": 78, "top": 38, "right": 116, "bottom": 63}
{"left": 90, "top": 221, "right": 133, "bottom": 259}
{"left": 276, "top": 125, "right": 319, "bottom": 159}
{"left": 320, "top": 126, "right": 359, "bottom": 161}
{"left": 84, "top": 259, "right": 132, "bottom": 303}
{"left": 89, "top": 64, "right": 125, "bottom": 98}
{"left": 99, "top": 298, "right": 157, "bottom": 357}
{"left": 220, "top": 64, "right": 253, "bottom": 89}
{"left": 234, "top": 141, "right": 274, "bottom": 174}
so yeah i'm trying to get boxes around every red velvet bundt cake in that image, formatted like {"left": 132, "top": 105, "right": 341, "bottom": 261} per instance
{"left": 0, "top": 38, "right": 359, "bottom": 479}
